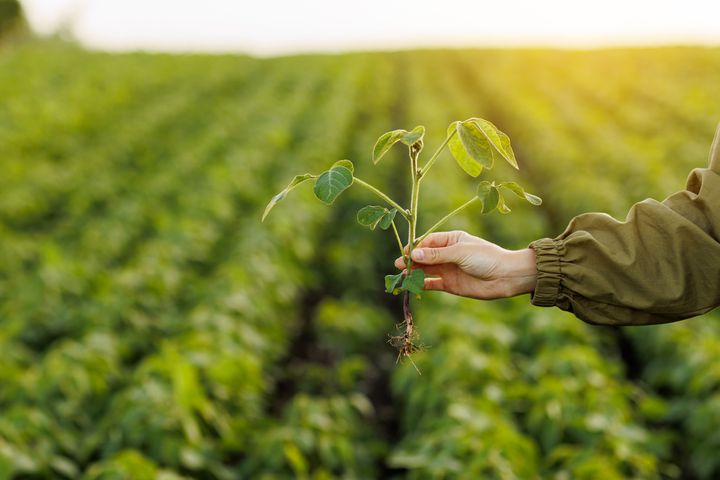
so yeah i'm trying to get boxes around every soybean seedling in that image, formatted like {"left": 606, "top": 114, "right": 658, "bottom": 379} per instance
{"left": 263, "top": 118, "right": 541, "bottom": 367}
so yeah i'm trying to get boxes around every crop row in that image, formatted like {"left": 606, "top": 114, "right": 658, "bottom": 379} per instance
{"left": 0, "top": 46, "right": 395, "bottom": 478}
{"left": 371, "top": 52, "right": 679, "bottom": 478}
{"left": 446, "top": 49, "right": 720, "bottom": 478}
{"left": 2, "top": 43, "right": 720, "bottom": 479}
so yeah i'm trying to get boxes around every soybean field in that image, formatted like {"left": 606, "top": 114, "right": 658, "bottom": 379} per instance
{"left": 1, "top": 41, "right": 720, "bottom": 479}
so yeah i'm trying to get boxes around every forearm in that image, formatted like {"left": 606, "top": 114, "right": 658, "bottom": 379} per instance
{"left": 501, "top": 248, "right": 538, "bottom": 297}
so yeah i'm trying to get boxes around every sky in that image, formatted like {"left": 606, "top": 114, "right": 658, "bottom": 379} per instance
{"left": 20, "top": 0, "right": 720, "bottom": 56}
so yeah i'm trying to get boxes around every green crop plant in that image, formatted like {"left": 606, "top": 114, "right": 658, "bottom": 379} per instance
{"left": 263, "top": 118, "right": 541, "bottom": 367}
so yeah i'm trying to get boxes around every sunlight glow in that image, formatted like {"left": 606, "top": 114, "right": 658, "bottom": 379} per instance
{"left": 21, "top": 0, "right": 720, "bottom": 55}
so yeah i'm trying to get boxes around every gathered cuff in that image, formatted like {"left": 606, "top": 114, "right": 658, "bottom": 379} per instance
{"left": 528, "top": 238, "right": 565, "bottom": 307}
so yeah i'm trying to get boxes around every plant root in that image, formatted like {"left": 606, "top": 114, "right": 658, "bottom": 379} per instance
{"left": 388, "top": 290, "right": 422, "bottom": 374}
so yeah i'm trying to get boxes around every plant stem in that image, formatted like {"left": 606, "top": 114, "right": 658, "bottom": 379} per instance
{"left": 353, "top": 177, "right": 410, "bottom": 221}
{"left": 415, "top": 196, "right": 479, "bottom": 246}
{"left": 391, "top": 220, "right": 405, "bottom": 258}
{"left": 409, "top": 150, "right": 420, "bottom": 247}
{"left": 395, "top": 144, "right": 423, "bottom": 365}
{"left": 419, "top": 129, "right": 456, "bottom": 180}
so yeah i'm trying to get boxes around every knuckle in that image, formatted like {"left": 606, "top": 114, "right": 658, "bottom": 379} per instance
{"left": 457, "top": 231, "right": 474, "bottom": 242}
{"left": 422, "top": 233, "right": 438, "bottom": 245}
{"left": 449, "top": 244, "right": 467, "bottom": 261}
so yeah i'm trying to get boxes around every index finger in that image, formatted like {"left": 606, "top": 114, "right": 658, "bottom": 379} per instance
{"left": 416, "top": 231, "right": 466, "bottom": 249}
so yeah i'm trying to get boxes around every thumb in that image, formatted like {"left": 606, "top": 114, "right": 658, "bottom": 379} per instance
{"left": 411, "top": 244, "right": 463, "bottom": 265}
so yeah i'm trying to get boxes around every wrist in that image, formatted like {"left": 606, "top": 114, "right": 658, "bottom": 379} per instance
{"left": 502, "top": 248, "right": 537, "bottom": 297}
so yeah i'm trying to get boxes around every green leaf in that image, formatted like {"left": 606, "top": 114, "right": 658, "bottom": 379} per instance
{"left": 499, "top": 181, "right": 542, "bottom": 205}
{"left": 477, "top": 181, "right": 499, "bottom": 214}
{"left": 525, "top": 192, "right": 542, "bottom": 205}
{"left": 373, "top": 127, "right": 425, "bottom": 164}
{"left": 447, "top": 122, "right": 483, "bottom": 177}
{"left": 400, "top": 126, "right": 425, "bottom": 146}
{"left": 467, "top": 118, "right": 519, "bottom": 169}
{"left": 373, "top": 130, "right": 405, "bottom": 164}
{"left": 495, "top": 129, "right": 519, "bottom": 169}
{"left": 332, "top": 159, "right": 354, "bottom": 174}
{"left": 402, "top": 269, "right": 425, "bottom": 295}
{"left": 496, "top": 191, "right": 511, "bottom": 214}
{"left": 357, "top": 205, "right": 385, "bottom": 227}
{"left": 313, "top": 165, "right": 353, "bottom": 205}
{"left": 262, "top": 173, "right": 316, "bottom": 221}
{"left": 385, "top": 273, "right": 404, "bottom": 294}
{"left": 457, "top": 121, "right": 495, "bottom": 170}
{"left": 283, "top": 444, "right": 308, "bottom": 476}
{"left": 357, "top": 206, "right": 397, "bottom": 230}
{"left": 378, "top": 208, "right": 397, "bottom": 230}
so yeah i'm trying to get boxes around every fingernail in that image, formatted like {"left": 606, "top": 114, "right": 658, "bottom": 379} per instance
{"left": 412, "top": 249, "right": 424, "bottom": 261}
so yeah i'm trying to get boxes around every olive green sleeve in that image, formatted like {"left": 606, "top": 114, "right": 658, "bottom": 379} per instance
{"left": 529, "top": 123, "right": 720, "bottom": 326}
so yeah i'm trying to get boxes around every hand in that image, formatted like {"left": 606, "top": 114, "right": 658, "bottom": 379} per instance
{"left": 394, "top": 230, "right": 537, "bottom": 300}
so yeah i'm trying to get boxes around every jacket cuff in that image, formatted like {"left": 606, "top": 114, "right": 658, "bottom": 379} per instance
{"left": 528, "top": 238, "right": 565, "bottom": 307}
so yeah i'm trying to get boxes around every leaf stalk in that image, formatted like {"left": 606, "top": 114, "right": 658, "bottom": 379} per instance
{"left": 415, "top": 196, "right": 479, "bottom": 246}
{"left": 419, "top": 129, "right": 456, "bottom": 180}
{"left": 353, "top": 177, "right": 410, "bottom": 221}
{"left": 391, "top": 220, "right": 405, "bottom": 258}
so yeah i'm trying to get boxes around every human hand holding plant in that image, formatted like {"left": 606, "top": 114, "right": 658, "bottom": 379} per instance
{"left": 263, "top": 117, "right": 541, "bottom": 366}
{"left": 394, "top": 230, "right": 538, "bottom": 300}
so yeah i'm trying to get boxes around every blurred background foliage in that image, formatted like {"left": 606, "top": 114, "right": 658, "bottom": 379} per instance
{"left": 1, "top": 17, "right": 720, "bottom": 480}
{"left": 0, "top": 0, "right": 23, "bottom": 38}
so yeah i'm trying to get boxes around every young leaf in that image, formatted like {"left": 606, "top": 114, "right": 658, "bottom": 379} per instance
{"left": 385, "top": 273, "right": 404, "bottom": 294}
{"left": 467, "top": 118, "right": 519, "bottom": 169}
{"left": 525, "top": 192, "right": 542, "bottom": 205}
{"left": 357, "top": 205, "right": 385, "bottom": 226}
{"left": 262, "top": 173, "right": 316, "bottom": 221}
{"left": 332, "top": 159, "right": 354, "bottom": 174}
{"left": 402, "top": 269, "right": 425, "bottom": 295}
{"left": 373, "top": 130, "right": 405, "bottom": 164}
{"left": 477, "top": 181, "right": 499, "bottom": 214}
{"left": 357, "top": 205, "right": 386, "bottom": 229}
{"left": 378, "top": 208, "right": 397, "bottom": 230}
{"left": 495, "top": 129, "right": 519, "bottom": 169}
{"left": 372, "top": 127, "right": 425, "bottom": 164}
{"left": 357, "top": 206, "right": 398, "bottom": 230}
{"left": 313, "top": 165, "right": 353, "bottom": 204}
{"left": 496, "top": 191, "right": 511, "bottom": 214}
{"left": 457, "top": 121, "right": 495, "bottom": 170}
{"left": 400, "top": 126, "right": 425, "bottom": 146}
{"left": 499, "top": 181, "right": 542, "bottom": 205}
{"left": 447, "top": 122, "right": 483, "bottom": 177}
